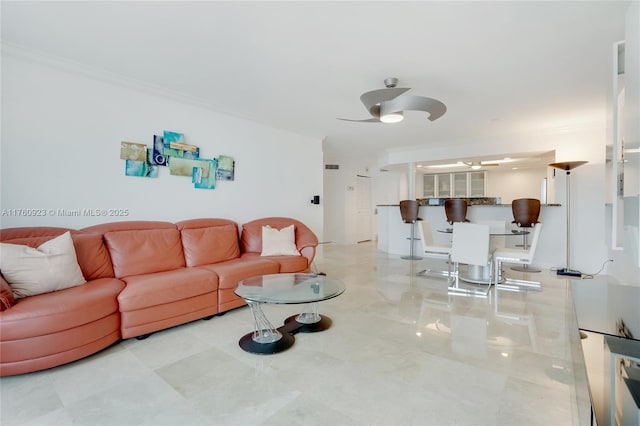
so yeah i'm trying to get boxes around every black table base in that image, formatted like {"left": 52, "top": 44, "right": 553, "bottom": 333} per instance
{"left": 283, "top": 314, "right": 332, "bottom": 333}
{"left": 238, "top": 314, "right": 332, "bottom": 354}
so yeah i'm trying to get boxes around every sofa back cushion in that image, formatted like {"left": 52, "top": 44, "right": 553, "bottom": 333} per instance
{"left": 0, "top": 229, "right": 114, "bottom": 280}
{"left": 104, "top": 228, "right": 185, "bottom": 278}
{"left": 70, "top": 234, "right": 115, "bottom": 280}
{"left": 82, "top": 220, "right": 174, "bottom": 234}
{"left": 180, "top": 225, "right": 240, "bottom": 266}
{"left": 0, "top": 227, "right": 72, "bottom": 240}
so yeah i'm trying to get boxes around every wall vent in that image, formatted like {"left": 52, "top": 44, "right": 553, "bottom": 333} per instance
{"left": 325, "top": 164, "right": 339, "bottom": 170}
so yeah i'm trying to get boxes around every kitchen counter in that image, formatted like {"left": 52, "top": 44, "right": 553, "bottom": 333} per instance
{"left": 571, "top": 278, "right": 640, "bottom": 426}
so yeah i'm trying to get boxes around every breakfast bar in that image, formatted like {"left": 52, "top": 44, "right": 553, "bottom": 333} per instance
{"left": 376, "top": 199, "right": 563, "bottom": 269}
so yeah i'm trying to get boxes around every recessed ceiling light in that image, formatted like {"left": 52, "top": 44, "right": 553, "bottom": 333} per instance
{"left": 427, "top": 163, "right": 467, "bottom": 169}
{"left": 512, "top": 167, "right": 518, "bottom": 170}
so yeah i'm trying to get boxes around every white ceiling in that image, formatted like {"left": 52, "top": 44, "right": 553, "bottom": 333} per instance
{"left": 0, "top": 1, "right": 630, "bottom": 164}
{"left": 384, "top": 149, "right": 557, "bottom": 174}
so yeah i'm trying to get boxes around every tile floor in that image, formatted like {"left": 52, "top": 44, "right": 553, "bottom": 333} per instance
{"left": 0, "top": 242, "right": 591, "bottom": 425}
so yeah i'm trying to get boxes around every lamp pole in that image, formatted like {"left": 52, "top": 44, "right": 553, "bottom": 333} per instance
{"left": 548, "top": 161, "right": 588, "bottom": 276}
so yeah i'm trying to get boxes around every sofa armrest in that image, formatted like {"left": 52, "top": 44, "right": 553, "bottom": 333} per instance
{"left": 295, "top": 228, "right": 319, "bottom": 266}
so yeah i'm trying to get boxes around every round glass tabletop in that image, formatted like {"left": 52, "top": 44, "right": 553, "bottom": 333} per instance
{"left": 234, "top": 273, "right": 345, "bottom": 304}
{"left": 438, "top": 228, "right": 529, "bottom": 236}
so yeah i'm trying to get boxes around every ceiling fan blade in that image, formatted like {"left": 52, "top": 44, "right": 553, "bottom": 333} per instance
{"left": 336, "top": 117, "right": 382, "bottom": 123}
{"left": 463, "top": 161, "right": 500, "bottom": 168}
{"left": 381, "top": 95, "right": 447, "bottom": 121}
{"left": 360, "top": 87, "right": 411, "bottom": 116}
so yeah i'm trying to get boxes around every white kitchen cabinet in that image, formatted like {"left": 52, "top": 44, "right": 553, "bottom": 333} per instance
{"left": 423, "top": 172, "right": 485, "bottom": 197}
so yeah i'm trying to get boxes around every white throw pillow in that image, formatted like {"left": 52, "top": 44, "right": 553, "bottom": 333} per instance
{"left": 0, "top": 231, "right": 86, "bottom": 299}
{"left": 261, "top": 225, "right": 300, "bottom": 256}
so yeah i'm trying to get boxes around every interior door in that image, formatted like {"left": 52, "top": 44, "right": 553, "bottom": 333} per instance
{"left": 356, "top": 175, "right": 372, "bottom": 242}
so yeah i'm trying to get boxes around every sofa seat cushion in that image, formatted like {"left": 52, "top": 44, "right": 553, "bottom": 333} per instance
{"left": 241, "top": 252, "right": 309, "bottom": 273}
{"left": 118, "top": 268, "right": 218, "bottom": 312}
{"left": 104, "top": 228, "right": 185, "bottom": 278}
{"left": 198, "top": 258, "right": 279, "bottom": 290}
{"left": 0, "top": 278, "right": 124, "bottom": 341}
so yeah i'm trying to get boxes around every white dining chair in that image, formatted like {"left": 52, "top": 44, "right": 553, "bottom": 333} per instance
{"left": 476, "top": 220, "right": 506, "bottom": 252}
{"left": 416, "top": 220, "right": 453, "bottom": 280}
{"left": 449, "top": 222, "right": 492, "bottom": 296}
{"left": 493, "top": 223, "right": 543, "bottom": 291}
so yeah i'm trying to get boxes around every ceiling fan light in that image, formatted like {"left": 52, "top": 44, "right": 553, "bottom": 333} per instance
{"left": 471, "top": 163, "right": 482, "bottom": 170}
{"left": 380, "top": 111, "right": 403, "bottom": 124}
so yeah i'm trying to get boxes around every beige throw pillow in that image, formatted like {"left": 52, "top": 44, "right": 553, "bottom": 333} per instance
{"left": 0, "top": 231, "right": 86, "bottom": 299}
{"left": 260, "top": 225, "right": 300, "bottom": 256}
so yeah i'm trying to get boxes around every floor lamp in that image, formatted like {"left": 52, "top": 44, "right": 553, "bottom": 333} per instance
{"left": 548, "top": 161, "right": 588, "bottom": 277}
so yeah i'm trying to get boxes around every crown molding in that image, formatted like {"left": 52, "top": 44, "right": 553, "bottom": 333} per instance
{"left": 1, "top": 41, "right": 222, "bottom": 112}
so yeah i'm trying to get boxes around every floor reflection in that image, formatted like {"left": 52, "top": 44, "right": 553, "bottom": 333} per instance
{"left": 378, "top": 258, "right": 547, "bottom": 364}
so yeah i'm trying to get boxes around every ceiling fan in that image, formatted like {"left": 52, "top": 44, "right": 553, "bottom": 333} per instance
{"left": 337, "top": 77, "right": 447, "bottom": 124}
{"left": 463, "top": 161, "right": 499, "bottom": 170}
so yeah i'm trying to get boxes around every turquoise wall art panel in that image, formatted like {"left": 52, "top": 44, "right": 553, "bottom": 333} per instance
{"left": 120, "top": 130, "right": 229, "bottom": 189}
{"left": 193, "top": 159, "right": 218, "bottom": 190}
{"left": 216, "top": 155, "right": 235, "bottom": 181}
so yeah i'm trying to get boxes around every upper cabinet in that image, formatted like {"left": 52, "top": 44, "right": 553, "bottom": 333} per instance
{"left": 423, "top": 172, "right": 485, "bottom": 197}
{"left": 469, "top": 172, "right": 486, "bottom": 197}
{"left": 438, "top": 173, "right": 451, "bottom": 197}
{"left": 423, "top": 174, "right": 436, "bottom": 197}
{"left": 452, "top": 173, "right": 467, "bottom": 197}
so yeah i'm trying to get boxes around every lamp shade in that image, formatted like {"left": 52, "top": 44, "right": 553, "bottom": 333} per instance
{"left": 548, "top": 161, "right": 588, "bottom": 171}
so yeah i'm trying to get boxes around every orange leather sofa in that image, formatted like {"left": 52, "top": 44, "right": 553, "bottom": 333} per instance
{"left": 0, "top": 217, "right": 318, "bottom": 376}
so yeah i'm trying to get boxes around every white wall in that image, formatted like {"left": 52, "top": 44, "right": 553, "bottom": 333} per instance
{"left": 485, "top": 168, "right": 547, "bottom": 204}
{"left": 0, "top": 52, "right": 324, "bottom": 236}
{"left": 322, "top": 155, "right": 379, "bottom": 245}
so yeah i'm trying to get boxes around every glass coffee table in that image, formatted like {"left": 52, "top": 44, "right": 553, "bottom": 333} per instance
{"left": 234, "top": 273, "right": 346, "bottom": 354}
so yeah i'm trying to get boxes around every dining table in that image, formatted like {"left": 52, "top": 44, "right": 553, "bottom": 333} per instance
{"left": 438, "top": 227, "right": 529, "bottom": 284}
